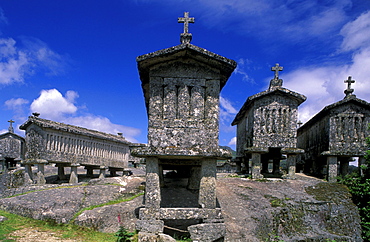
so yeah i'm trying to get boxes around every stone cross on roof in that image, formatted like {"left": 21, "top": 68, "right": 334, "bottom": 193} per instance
{"left": 271, "top": 63, "right": 283, "bottom": 80}
{"left": 344, "top": 76, "right": 355, "bottom": 98}
{"left": 8, "top": 119, "right": 14, "bottom": 133}
{"left": 178, "top": 12, "right": 195, "bottom": 44}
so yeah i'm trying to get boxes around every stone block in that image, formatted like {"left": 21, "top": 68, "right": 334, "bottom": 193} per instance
{"left": 136, "top": 220, "right": 164, "bottom": 233}
{"left": 138, "top": 232, "right": 176, "bottom": 242}
{"left": 188, "top": 223, "right": 226, "bottom": 242}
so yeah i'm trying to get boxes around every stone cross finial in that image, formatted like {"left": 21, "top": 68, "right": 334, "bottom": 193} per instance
{"left": 344, "top": 76, "right": 355, "bottom": 97}
{"left": 8, "top": 119, "right": 14, "bottom": 133}
{"left": 271, "top": 63, "right": 283, "bottom": 80}
{"left": 178, "top": 12, "right": 194, "bottom": 44}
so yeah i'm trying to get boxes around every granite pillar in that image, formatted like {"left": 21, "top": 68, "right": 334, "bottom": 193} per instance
{"left": 199, "top": 159, "right": 217, "bottom": 209}
{"left": 69, "top": 163, "right": 79, "bottom": 184}
{"left": 145, "top": 157, "right": 161, "bottom": 209}
{"left": 57, "top": 164, "right": 66, "bottom": 180}
{"left": 99, "top": 166, "right": 106, "bottom": 179}
{"left": 251, "top": 153, "right": 263, "bottom": 179}
{"left": 327, "top": 156, "right": 338, "bottom": 182}
{"left": 187, "top": 166, "right": 201, "bottom": 190}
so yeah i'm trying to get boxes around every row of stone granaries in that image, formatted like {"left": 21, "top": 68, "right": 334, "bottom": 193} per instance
{"left": 0, "top": 113, "right": 145, "bottom": 184}
{"left": 232, "top": 72, "right": 370, "bottom": 182}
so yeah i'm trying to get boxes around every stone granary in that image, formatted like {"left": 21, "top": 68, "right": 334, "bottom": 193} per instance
{"left": 131, "top": 12, "right": 236, "bottom": 242}
{"left": 0, "top": 120, "right": 25, "bottom": 172}
{"left": 297, "top": 76, "right": 370, "bottom": 182}
{"left": 19, "top": 113, "right": 139, "bottom": 184}
{"left": 232, "top": 64, "right": 306, "bottom": 179}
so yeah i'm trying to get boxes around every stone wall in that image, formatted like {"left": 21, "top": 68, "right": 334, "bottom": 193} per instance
{"left": 252, "top": 95, "right": 300, "bottom": 148}
{"left": 147, "top": 60, "right": 220, "bottom": 149}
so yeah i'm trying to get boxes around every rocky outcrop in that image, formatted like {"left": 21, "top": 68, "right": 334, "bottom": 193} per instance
{"left": 0, "top": 172, "right": 362, "bottom": 241}
{"left": 217, "top": 174, "right": 362, "bottom": 241}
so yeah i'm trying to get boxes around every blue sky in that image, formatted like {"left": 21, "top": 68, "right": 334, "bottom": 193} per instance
{"left": 1, "top": 0, "right": 370, "bottom": 150}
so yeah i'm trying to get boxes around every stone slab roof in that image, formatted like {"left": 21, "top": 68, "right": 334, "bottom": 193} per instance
{"left": 299, "top": 95, "right": 370, "bottom": 131}
{"left": 0, "top": 132, "right": 25, "bottom": 141}
{"left": 137, "top": 43, "right": 236, "bottom": 108}
{"left": 232, "top": 87, "right": 307, "bottom": 126}
{"left": 19, "top": 116, "right": 133, "bottom": 145}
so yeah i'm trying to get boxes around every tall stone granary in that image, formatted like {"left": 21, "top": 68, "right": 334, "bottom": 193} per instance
{"left": 232, "top": 64, "right": 306, "bottom": 179}
{"left": 131, "top": 12, "right": 236, "bottom": 242}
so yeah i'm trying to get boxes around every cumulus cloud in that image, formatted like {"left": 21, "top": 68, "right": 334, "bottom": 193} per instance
{"left": 283, "top": 11, "right": 370, "bottom": 123}
{"left": 29, "top": 88, "right": 141, "bottom": 142}
{"left": 30, "top": 89, "right": 78, "bottom": 120}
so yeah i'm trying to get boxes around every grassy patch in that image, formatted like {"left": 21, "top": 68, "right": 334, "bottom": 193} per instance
{"left": 0, "top": 210, "right": 116, "bottom": 241}
{"left": 71, "top": 192, "right": 144, "bottom": 222}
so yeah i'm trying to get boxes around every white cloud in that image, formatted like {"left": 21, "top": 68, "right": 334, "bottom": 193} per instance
{"left": 0, "top": 38, "right": 30, "bottom": 84}
{"left": 219, "top": 96, "right": 238, "bottom": 134}
{"left": 30, "top": 89, "right": 78, "bottom": 120}
{"left": 0, "top": 37, "right": 68, "bottom": 85}
{"left": 228, "top": 136, "right": 236, "bottom": 146}
{"left": 65, "top": 115, "right": 141, "bottom": 143}
{"left": 220, "top": 96, "right": 238, "bottom": 115}
{"left": 340, "top": 10, "right": 370, "bottom": 52}
{"left": 29, "top": 88, "right": 141, "bottom": 142}
{"left": 283, "top": 11, "right": 370, "bottom": 124}
{"left": 5, "top": 98, "right": 29, "bottom": 110}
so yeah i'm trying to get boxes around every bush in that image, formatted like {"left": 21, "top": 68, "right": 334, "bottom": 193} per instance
{"left": 339, "top": 125, "right": 370, "bottom": 240}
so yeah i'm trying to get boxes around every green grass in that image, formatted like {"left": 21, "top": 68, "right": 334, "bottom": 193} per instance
{"left": 0, "top": 210, "right": 116, "bottom": 241}
{"left": 71, "top": 192, "right": 144, "bottom": 222}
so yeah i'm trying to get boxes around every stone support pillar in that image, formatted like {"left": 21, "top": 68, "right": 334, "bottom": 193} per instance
{"left": 327, "top": 156, "right": 338, "bottom": 182}
{"left": 187, "top": 166, "right": 201, "bottom": 190}
{"left": 69, "top": 164, "right": 80, "bottom": 184}
{"left": 235, "top": 157, "right": 242, "bottom": 173}
{"left": 158, "top": 164, "right": 164, "bottom": 188}
{"left": 110, "top": 169, "right": 117, "bottom": 177}
{"left": 339, "top": 157, "right": 350, "bottom": 176}
{"left": 251, "top": 153, "right": 263, "bottom": 179}
{"left": 0, "top": 160, "right": 4, "bottom": 173}
{"left": 272, "top": 158, "right": 280, "bottom": 174}
{"left": 57, "top": 164, "right": 66, "bottom": 180}
{"left": 284, "top": 154, "right": 296, "bottom": 179}
{"left": 199, "top": 159, "right": 217, "bottom": 209}
{"left": 99, "top": 166, "right": 106, "bottom": 179}
{"left": 36, "top": 162, "right": 46, "bottom": 185}
{"left": 145, "top": 157, "right": 161, "bottom": 209}
{"left": 86, "top": 167, "right": 94, "bottom": 178}
{"left": 359, "top": 156, "right": 367, "bottom": 176}
{"left": 24, "top": 164, "right": 33, "bottom": 184}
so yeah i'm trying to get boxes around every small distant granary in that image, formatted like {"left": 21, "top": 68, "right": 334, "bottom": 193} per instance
{"left": 297, "top": 76, "right": 370, "bottom": 181}
{"left": 0, "top": 120, "right": 25, "bottom": 171}
{"left": 131, "top": 12, "right": 236, "bottom": 241}
{"left": 232, "top": 64, "right": 306, "bottom": 179}
{"left": 20, "top": 113, "right": 139, "bottom": 184}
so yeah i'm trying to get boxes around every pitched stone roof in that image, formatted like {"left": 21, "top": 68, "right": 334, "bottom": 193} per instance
{"left": 137, "top": 42, "right": 237, "bottom": 110}
{"left": 19, "top": 116, "right": 132, "bottom": 145}
{"left": 0, "top": 132, "right": 25, "bottom": 141}
{"left": 232, "top": 87, "right": 307, "bottom": 126}
{"left": 299, "top": 95, "right": 370, "bottom": 131}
